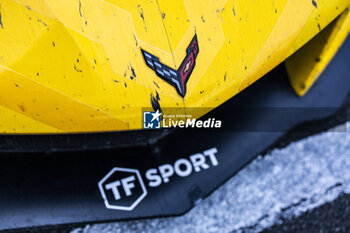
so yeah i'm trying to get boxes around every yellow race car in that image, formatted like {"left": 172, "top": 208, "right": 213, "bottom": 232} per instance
{"left": 0, "top": 0, "right": 350, "bottom": 231}
{"left": 0, "top": 0, "right": 349, "bottom": 134}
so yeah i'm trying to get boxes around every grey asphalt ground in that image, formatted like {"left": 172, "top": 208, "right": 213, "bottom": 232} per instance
{"left": 72, "top": 122, "right": 350, "bottom": 233}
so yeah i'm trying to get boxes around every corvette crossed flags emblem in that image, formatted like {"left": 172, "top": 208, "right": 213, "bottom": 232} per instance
{"left": 141, "top": 35, "right": 199, "bottom": 97}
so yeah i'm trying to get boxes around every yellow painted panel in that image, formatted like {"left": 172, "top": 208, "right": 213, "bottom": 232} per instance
{"left": 286, "top": 0, "right": 350, "bottom": 57}
{"left": 0, "top": 0, "right": 348, "bottom": 133}
{"left": 0, "top": 105, "right": 62, "bottom": 134}
{"left": 0, "top": 66, "right": 128, "bottom": 132}
{"left": 156, "top": 0, "right": 191, "bottom": 68}
{"left": 173, "top": 0, "right": 226, "bottom": 99}
{"left": 104, "top": 0, "right": 173, "bottom": 53}
{"left": 0, "top": 0, "right": 49, "bottom": 67}
{"left": 286, "top": 8, "right": 350, "bottom": 96}
{"left": 14, "top": 0, "right": 175, "bottom": 81}
{"left": 1, "top": 0, "right": 186, "bottom": 133}
{"left": 184, "top": 0, "right": 289, "bottom": 113}
{"left": 237, "top": 0, "right": 315, "bottom": 92}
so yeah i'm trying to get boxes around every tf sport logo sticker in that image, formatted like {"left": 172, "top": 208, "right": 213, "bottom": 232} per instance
{"left": 98, "top": 147, "right": 218, "bottom": 211}
{"left": 141, "top": 34, "right": 199, "bottom": 97}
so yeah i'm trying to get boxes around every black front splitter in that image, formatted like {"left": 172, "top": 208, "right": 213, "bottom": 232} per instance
{"left": 0, "top": 38, "right": 349, "bottom": 232}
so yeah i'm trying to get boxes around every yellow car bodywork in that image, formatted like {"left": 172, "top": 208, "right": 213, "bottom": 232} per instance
{"left": 0, "top": 0, "right": 349, "bottom": 133}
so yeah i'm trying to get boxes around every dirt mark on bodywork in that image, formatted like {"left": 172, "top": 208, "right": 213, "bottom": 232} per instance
{"left": 151, "top": 91, "right": 161, "bottom": 111}
{"left": 0, "top": 4, "right": 4, "bottom": 29}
